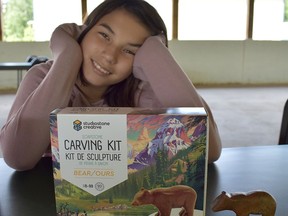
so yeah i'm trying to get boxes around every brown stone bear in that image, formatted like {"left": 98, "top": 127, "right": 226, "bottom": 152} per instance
{"left": 131, "top": 185, "right": 197, "bottom": 216}
{"left": 212, "top": 190, "right": 276, "bottom": 216}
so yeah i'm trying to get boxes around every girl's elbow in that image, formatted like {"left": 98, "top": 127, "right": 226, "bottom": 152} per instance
{"left": 2, "top": 152, "right": 38, "bottom": 171}
{"left": 208, "top": 148, "right": 222, "bottom": 163}
{"left": 208, "top": 137, "right": 222, "bottom": 163}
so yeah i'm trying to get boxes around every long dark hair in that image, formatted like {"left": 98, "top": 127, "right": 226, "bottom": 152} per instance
{"left": 78, "top": 0, "right": 167, "bottom": 107}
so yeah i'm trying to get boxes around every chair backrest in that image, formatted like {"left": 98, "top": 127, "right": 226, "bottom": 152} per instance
{"left": 26, "top": 55, "right": 49, "bottom": 66}
{"left": 279, "top": 99, "right": 288, "bottom": 144}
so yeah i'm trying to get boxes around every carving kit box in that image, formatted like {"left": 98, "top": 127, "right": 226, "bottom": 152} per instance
{"left": 49, "top": 107, "right": 209, "bottom": 215}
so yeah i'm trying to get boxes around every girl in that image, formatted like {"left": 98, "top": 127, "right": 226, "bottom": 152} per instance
{"left": 0, "top": 0, "right": 221, "bottom": 170}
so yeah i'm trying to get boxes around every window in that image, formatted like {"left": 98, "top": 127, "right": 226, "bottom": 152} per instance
{"left": 1, "top": 0, "right": 288, "bottom": 41}
{"left": 1, "top": 0, "right": 173, "bottom": 42}
{"left": 145, "top": 0, "right": 173, "bottom": 40}
{"left": 86, "top": 1, "right": 102, "bottom": 15}
{"left": 285, "top": 0, "right": 288, "bottom": 21}
{"left": 87, "top": 0, "right": 174, "bottom": 40}
{"left": 2, "top": 0, "right": 34, "bottom": 41}
{"left": 33, "top": 0, "right": 82, "bottom": 41}
{"left": 253, "top": 0, "right": 288, "bottom": 40}
{"left": 2, "top": 0, "right": 82, "bottom": 42}
{"left": 178, "top": 0, "right": 248, "bottom": 40}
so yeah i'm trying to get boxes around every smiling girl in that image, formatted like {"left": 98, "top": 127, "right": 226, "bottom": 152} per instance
{"left": 0, "top": 0, "right": 221, "bottom": 170}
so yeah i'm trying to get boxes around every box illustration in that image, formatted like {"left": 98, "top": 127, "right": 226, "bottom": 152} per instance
{"left": 49, "top": 107, "right": 208, "bottom": 216}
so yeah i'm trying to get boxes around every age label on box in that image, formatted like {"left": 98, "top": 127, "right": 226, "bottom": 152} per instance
{"left": 57, "top": 114, "right": 128, "bottom": 196}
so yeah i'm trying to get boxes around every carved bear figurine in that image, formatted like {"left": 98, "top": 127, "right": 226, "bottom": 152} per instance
{"left": 131, "top": 185, "right": 197, "bottom": 216}
{"left": 212, "top": 190, "right": 276, "bottom": 216}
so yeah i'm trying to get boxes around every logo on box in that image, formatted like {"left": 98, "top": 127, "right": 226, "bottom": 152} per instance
{"left": 73, "top": 120, "right": 82, "bottom": 131}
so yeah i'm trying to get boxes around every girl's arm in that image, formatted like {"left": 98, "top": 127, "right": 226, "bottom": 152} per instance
{"left": 0, "top": 23, "right": 84, "bottom": 170}
{"left": 133, "top": 36, "right": 222, "bottom": 163}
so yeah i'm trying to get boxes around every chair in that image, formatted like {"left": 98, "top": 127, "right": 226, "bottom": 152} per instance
{"left": 26, "top": 55, "right": 49, "bottom": 66}
{"left": 279, "top": 99, "right": 288, "bottom": 144}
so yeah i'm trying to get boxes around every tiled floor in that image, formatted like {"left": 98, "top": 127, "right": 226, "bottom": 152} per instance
{"left": 0, "top": 86, "right": 287, "bottom": 157}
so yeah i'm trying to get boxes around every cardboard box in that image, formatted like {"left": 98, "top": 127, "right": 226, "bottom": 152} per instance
{"left": 49, "top": 107, "right": 208, "bottom": 216}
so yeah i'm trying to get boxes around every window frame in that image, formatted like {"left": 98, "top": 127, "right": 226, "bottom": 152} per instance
{"left": 247, "top": 0, "right": 254, "bottom": 39}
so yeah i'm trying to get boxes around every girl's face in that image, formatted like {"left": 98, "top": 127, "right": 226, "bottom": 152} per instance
{"left": 81, "top": 9, "right": 151, "bottom": 89}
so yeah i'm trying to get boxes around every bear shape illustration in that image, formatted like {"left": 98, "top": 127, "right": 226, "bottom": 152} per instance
{"left": 132, "top": 185, "right": 197, "bottom": 216}
{"left": 212, "top": 190, "right": 276, "bottom": 216}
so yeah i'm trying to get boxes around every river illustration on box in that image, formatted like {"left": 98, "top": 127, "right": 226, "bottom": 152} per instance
{"left": 50, "top": 114, "right": 208, "bottom": 216}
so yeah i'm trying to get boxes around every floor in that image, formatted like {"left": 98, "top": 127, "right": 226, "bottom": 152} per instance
{"left": 198, "top": 86, "right": 288, "bottom": 147}
{"left": 0, "top": 86, "right": 287, "bottom": 157}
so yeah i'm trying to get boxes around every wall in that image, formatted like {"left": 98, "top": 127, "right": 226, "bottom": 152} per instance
{"left": 169, "top": 39, "right": 288, "bottom": 85}
{"left": 0, "top": 40, "right": 288, "bottom": 89}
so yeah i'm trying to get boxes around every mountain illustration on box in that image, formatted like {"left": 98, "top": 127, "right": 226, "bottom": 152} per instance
{"left": 128, "top": 116, "right": 205, "bottom": 170}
